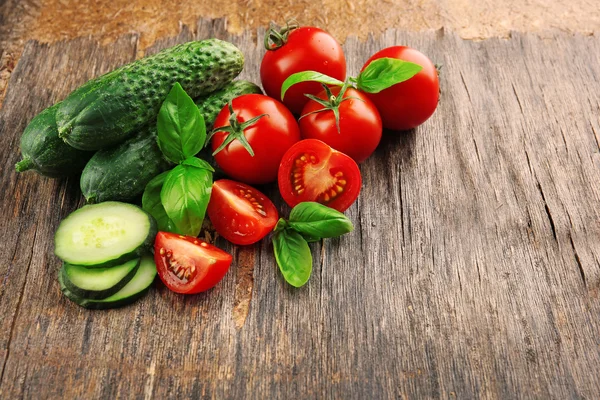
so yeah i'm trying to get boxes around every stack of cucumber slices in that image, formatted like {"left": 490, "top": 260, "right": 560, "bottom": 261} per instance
{"left": 54, "top": 201, "right": 158, "bottom": 309}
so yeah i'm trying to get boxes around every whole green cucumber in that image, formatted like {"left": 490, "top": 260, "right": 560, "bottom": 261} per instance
{"left": 57, "top": 39, "right": 244, "bottom": 151}
{"left": 15, "top": 103, "right": 94, "bottom": 177}
{"left": 81, "top": 127, "right": 171, "bottom": 203}
{"left": 79, "top": 80, "right": 262, "bottom": 203}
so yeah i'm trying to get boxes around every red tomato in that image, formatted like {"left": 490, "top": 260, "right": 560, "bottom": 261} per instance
{"left": 260, "top": 26, "right": 347, "bottom": 115}
{"left": 361, "top": 46, "right": 439, "bottom": 131}
{"left": 278, "top": 139, "right": 361, "bottom": 212}
{"left": 154, "top": 232, "right": 232, "bottom": 294}
{"left": 299, "top": 87, "right": 382, "bottom": 163}
{"left": 211, "top": 94, "right": 300, "bottom": 185}
{"left": 207, "top": 179, "right": 279, "bottom": 245}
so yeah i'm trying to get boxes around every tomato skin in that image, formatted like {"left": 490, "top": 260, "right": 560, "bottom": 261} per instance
{"left": 261, "top": 27, "right": 347, "bottom": 115}
{"left": 207, "top": 179, "right": 279, "bottom": 245}
{"left": 278, "top": 139, "right": 361, "bottom": 212}
{"left": 361, "top": 46, "right": 439, "bottom": 131}
{"left": 299, "top": 87, "right": 382, "bottom": 163}
{"left": 211, "top": 94, "right": 300, "bottom": 184}
{"left": 154, "top": 232, "right": 232, "bottom": 294}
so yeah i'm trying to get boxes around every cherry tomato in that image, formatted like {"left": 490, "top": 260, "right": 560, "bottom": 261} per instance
{"left": 278, "top": 139, "right": 361, "bottom": 212}
{"left": 261, "top": 26, "right": 347, "bottom": 115}
{"left": 154, "top": 232, "right": 232, "bottom": 294}
{"left": 299, "top": 87, "right": 382, "bottom": 163}
{"left": 361, "top": 46, "right": 439, "bottom": 131}
{"left": 211, "top": 94, "right": 300, "bottom": 185}
{"left": 207, "top": 179, "right": 279, "bottom": 245}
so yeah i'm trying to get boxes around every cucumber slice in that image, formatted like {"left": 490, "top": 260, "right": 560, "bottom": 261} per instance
{"left": 54, "top": 202, "right": 157, "bottom": 268}
{"left": 61, "top": 258, "right": 140, "bottom": 299}
{"left": 59, "top": 256, "right": 157, "bottom": 309}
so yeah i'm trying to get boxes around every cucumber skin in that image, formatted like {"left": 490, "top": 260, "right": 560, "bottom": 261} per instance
{"left": 195, "top": 80, "right": 262, "bottom": 131}
{"left": 15, "top": 103, "right": 93, "bottom": 177}
{"left": 79, "top": 80, "right": 261, "bottom": 203}
{"left": 57, "top": 39, "right": 245, "bottom": 151}
{"left": 55, "top": 202, "right": 158, "bottom": 269}
{"left": 80, "top": 128, "right": 171, "bottom": 203}
{"left": 61, "top": 259, "right": 140, "bottom": 300}
{"left": 58, "top": 268, "right": 153, "bottom": 310}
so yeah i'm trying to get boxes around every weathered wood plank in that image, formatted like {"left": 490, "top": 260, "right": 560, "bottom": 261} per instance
{"left": 0, "top": 20, "right": 599, "bottom": 398}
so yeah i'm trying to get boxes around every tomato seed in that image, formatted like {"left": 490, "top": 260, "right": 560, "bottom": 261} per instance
{"left": 338, "top": 179, "right": 346, "bottom": 185}
{"left": 159, "top": 248, "right": 165, "bottom": 256}
{"left": 335, "top": 185, "right": 344, "bottom": 193}
{"left": 200, "top": 242, "right": 208, "bottom": 247}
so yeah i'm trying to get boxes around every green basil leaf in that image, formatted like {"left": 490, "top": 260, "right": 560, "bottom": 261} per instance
{"left": 281, "top": 71, "right": 344, "bottom": 101}
{"left": 160, "top": 164, "right": 213, "bottom": 236}
{"left": 288, "top": 202, "right": 354, "bottom": 239}
{"left": 356, "top": 58, "right": 423, "bottom": 94}
{"left": 141, "top": 171, "right": 177, "bottom": 232}
{"left": 273, "top": 218, "right": 289, "bottom": 233}
{"left": 181, "top": 157, "right": 215, "bottom": 172}
{"left": 157, "top": 82, "right": 207, "bottom": 163}
{"left": 273, "top": 229, "right": 312, "bottom": 287}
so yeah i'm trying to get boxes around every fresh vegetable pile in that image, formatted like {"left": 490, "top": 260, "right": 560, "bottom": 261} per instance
{"left": 15, "top": 22, "right": 439, "bottom": 309}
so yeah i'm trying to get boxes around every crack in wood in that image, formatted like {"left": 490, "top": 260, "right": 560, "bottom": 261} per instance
{"left": 512, "top": 83, "right": 525, "bottom": 114}
{"left": 589, "top": 120, "right": 600, "bottom": 152}
{"left": 459, "top": 71, "right": 472, "bottom": 103}
{"left": 231, "top": 246, "right": 255, "bottom": 329}
{"left": 0, "top": 223, "right": 38, "bottom": 386}
{"left": 535, "top": 179, "right": 558, "bottom": 243}
{"left": 568, "top": 233, "right": 587, "bottom": 288}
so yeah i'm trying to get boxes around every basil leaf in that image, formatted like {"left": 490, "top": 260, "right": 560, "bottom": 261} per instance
{"left": 157, "top": 82, "right": 207, "bottom": 163}
{"left": 181, "top": 157, "right": 215, "bottom": 172}
{"left": 273, "top": 229, "right": 312, "bottom": 287}
{"left": 273, "top": 218, "right": 289, "bottom": 233}
{"left": 281, "top": 71, "right": 344, "bottom": 101}
{"left": 141, "top": 171, "right": 176, "bottom": 232}
{"left": 288, "top": 202, "right": 354, "bottom": 240}
{"left": 160, "top": 164, "right": 213, "bottom": 236}
{"left": 356, "top": 58, "right": 423, "bottom": 94}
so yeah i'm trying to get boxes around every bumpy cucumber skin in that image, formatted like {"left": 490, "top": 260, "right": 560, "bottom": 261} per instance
{"left": 60, "top": 259, "right": 141, "bottom": 300}
{"left": 55, "top": 202, "right": 158, "bottom": 269}
{"left": 15, "top": 103, "right": 93, "bottom": 177}
{"left": 78, "top": 80, "right": 261, "bottom": 202}
{"left": 58, "top": 267, "right": 153, "bottom": 309}
{"left": 80, "top": 127, "right": 171, "bottom": 203}
{"left": 195, "top": 80, "right": 262, "bottom": 131}
{"left": 57, "top": 39, "right": 245, "bottom": 151}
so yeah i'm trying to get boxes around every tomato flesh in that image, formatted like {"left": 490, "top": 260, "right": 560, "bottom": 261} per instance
{"left": 154, "top": 232, "right": 232, "bottom": 294}
{"left": 207, "top": 179, "right": 279, "bottom": 245}
{"left": 299, "top": 87, "right": 382, "bottom": 163}
{"left": 261, "top": 27, "right": 347, "bottom": 115}
{"left": 361, "top": 46, "right": 439, "bottom": 131}
{"left": 278, "top": 139, "right": 361, "bottom": 212}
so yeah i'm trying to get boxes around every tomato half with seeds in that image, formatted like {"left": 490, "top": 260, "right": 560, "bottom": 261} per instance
{"left": 154, "top": 232, "right": 233, "bottom": 294}
{"left": 207, "top": 179, "right": 279, "bottom": 245}
{"left": 278, "top": 139, "right": 361, "bottom": 212}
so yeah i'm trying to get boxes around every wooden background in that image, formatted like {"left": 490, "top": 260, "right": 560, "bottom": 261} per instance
{"left": 1, "top": 18, "right": 600, "bottom": 398}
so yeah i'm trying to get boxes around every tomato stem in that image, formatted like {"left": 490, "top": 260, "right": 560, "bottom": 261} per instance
{"left": 264, "top": 20, "right": 299, "bottom": 50}
{"left": 208, "top": 101, "right": 268, "bottom": 157}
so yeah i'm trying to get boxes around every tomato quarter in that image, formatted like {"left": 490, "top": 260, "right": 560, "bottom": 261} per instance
{"left": 154, "top": 232, "right": 232, "bottom": 294}
{"left": 211, "top": 94, "right": 300, "bottom": 185}
{"left": 261, "top": 26, "right": 347, "bottom": 115}
{"left": 299, "top": 87, "right": 382, "bottom": 163}
{"left": 207, "top": 179, "right": 279, "bottom": 245}
{"left": 361, "top": 46, "right": 439, "bottom": 131}
{"left": 278, "top": 139, "right": 361, "bottom": 212}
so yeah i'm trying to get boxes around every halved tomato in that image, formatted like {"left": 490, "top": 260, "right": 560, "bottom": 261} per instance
{"left": 278, "top": 139, "right": 361, "bottom": 212}
{"left": 154, "top": 232, "right": 232, "bottom": 294}
{"left": 207, "top": 179, "right": 279, "bottom": 245}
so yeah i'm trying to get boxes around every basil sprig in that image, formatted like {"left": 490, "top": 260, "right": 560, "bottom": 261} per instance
{"left": 280, "top": 57, "right": 423, "bottom": 100}
{"left": 273, "top": 202, "right": 354, "bottom": 287}
{"left": 143, "top": 83, "right": 214, "bottom": 237}
{"left": 157, "top": 82, "right": 206, "bottom": 163}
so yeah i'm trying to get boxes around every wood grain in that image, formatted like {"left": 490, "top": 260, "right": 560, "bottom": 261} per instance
{"left": 1, "top": 20, "right": 600, "bottom": 398}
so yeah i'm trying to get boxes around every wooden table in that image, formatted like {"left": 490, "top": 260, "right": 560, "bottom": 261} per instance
{"left": 1, "top": 18, "right": 599, "bottom": 398}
